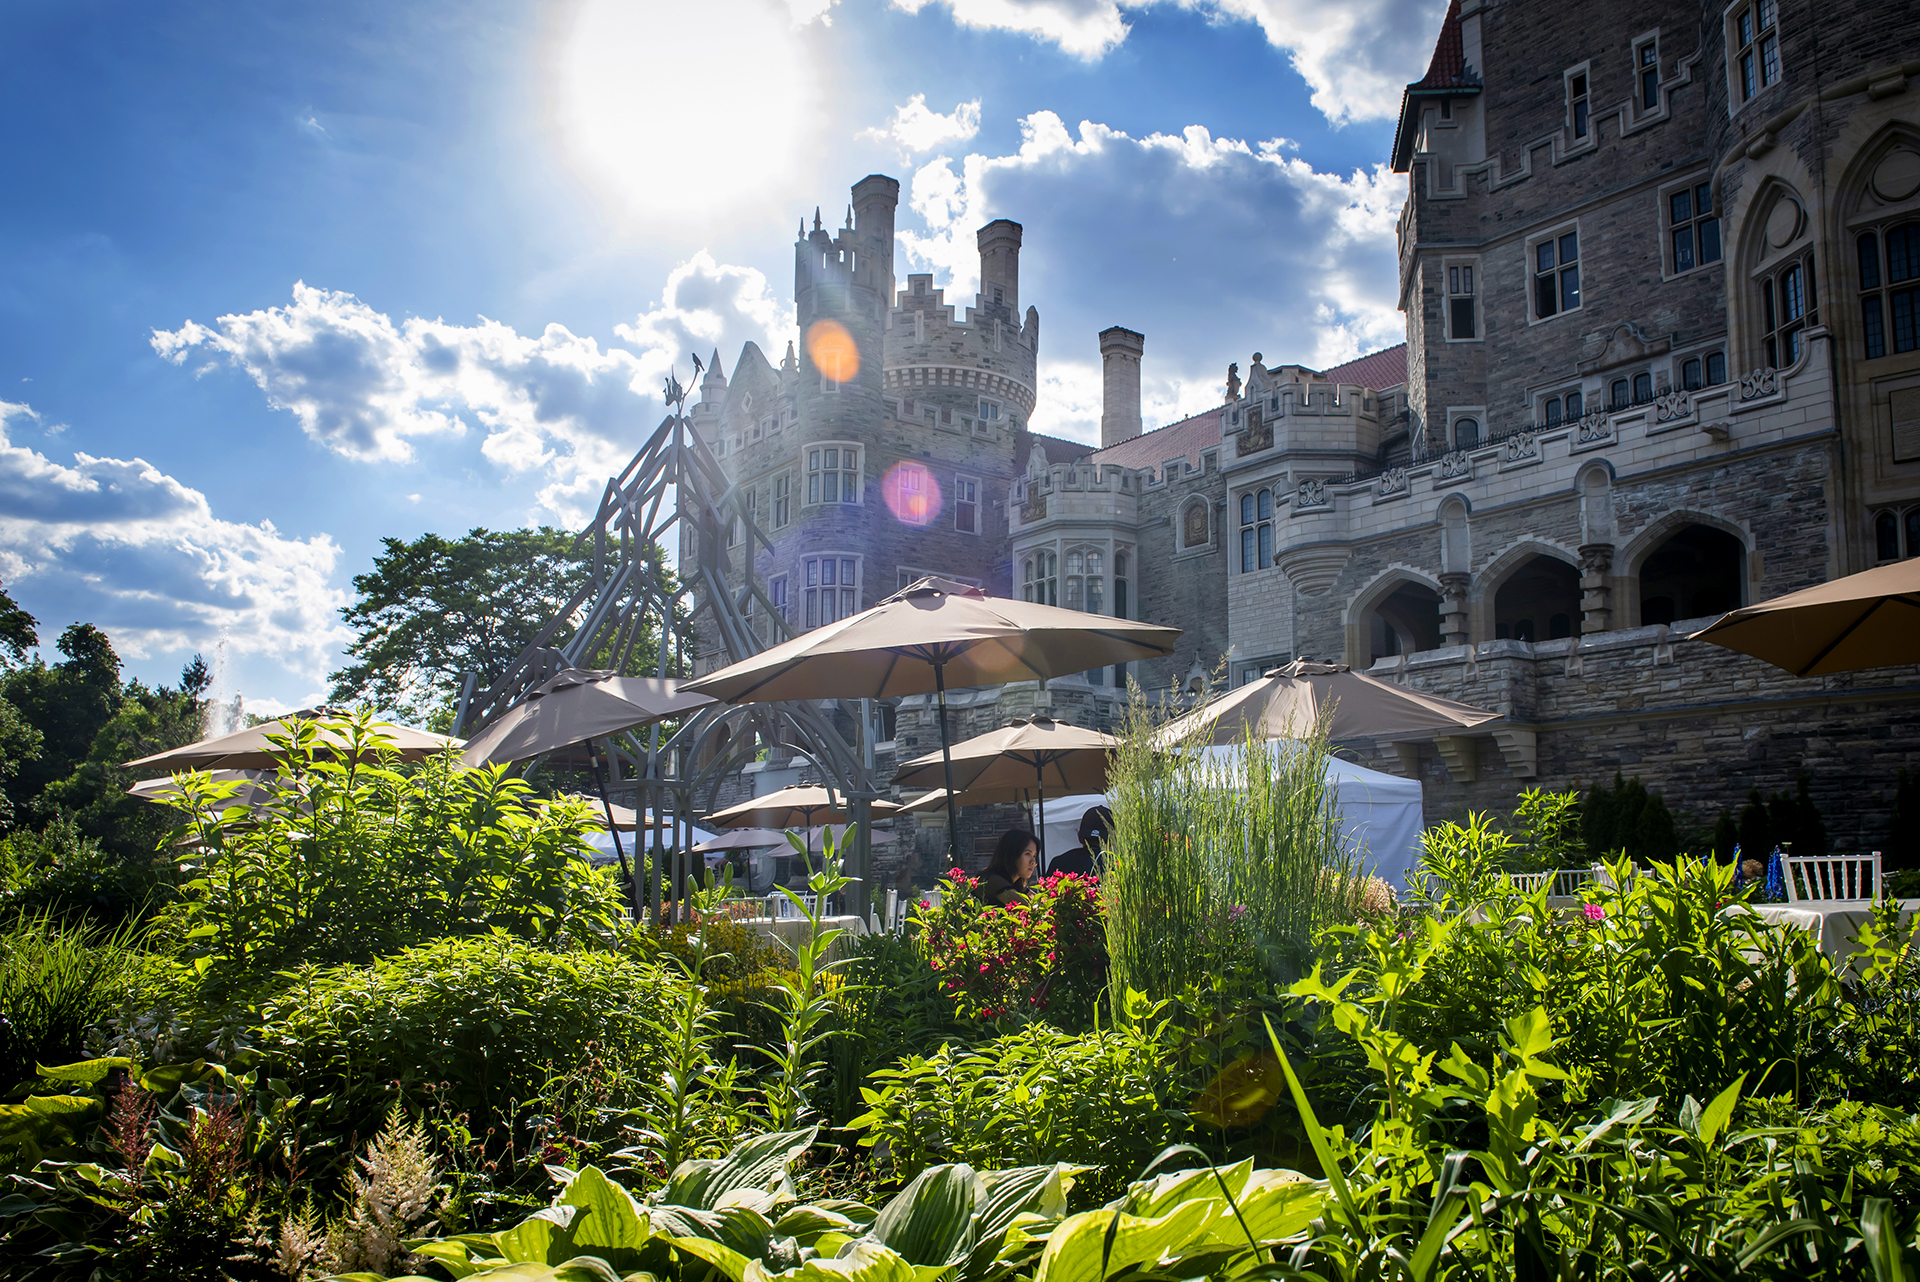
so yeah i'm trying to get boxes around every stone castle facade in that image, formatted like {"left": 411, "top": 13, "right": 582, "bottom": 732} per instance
{"left": 688, "top": 0, "right": 1920, "bottom": 878}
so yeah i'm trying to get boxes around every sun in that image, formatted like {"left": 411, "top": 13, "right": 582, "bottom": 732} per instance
{"left": 556, "top": 0, "right": 816, "bottom": 226}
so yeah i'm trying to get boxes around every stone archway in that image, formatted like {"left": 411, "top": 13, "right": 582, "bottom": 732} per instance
{"left": 1491, "top": 556, "right": 1581, "bottom": 642}
{"left": 1344, "top": 568, "right": 1444, "bottom": 667}
{"left": 1637, "top": 524, "right": 1746, "bottom": 626}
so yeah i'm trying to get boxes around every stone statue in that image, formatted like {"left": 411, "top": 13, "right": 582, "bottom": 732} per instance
{"left": 1225, "top": 362, "right": 1241, "bottom": 402}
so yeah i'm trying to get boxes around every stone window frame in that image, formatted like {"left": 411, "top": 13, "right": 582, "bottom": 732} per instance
{"left": 801, "top": 553, "right": 862, "bottom": 630}
{"left": 1723, "top": 0, "right": 1781, "bottom": 115}
{"left": 1021, "top": 547, "right": 1059, "bottom": 605}
{"left": 1527, "top": 221, "right": 1584, "bottom": 325}
{"left": 1634, "top": 31, "right": 1662, "bottom": 113}
{"left": 772, "top": 473, "right": 792, "bottom": 528}
{"left": 1448, "top": 406, "right": 1487, "bottom": 450}
{"left": 1756, "top": 250, "right": 1818, "bottom": 370}
{"left": 1537, "top": 387, "right": 1586, "bottom": 428}
{"left": 803, "top": 442, "right": 864, "bottom": 507}
{"left": 1237, "top": 486, "right": 1274, "bottom": 574}
{"left": 768, "top": 574, "right": 789, "bottom": 622}
{"left": 1871, "top": 507, "right": 1920, "bottom": 561}
{"left": 977, "top": 396, "right": 1004, "bottom": 423}
{"left": 1444, "top": 257, "right": 1482, "bottom": 343}
{"left": 953, "top": 473, "right": 982, "bottom": 535}
{"left": 1563, "top": 62, "right": 1595, "bottom": 152}
{"left": 1857, "top": 220, "right": 1920, "bottom": 362}
{"left": 1677, "top": 348, "right": 1730, "bottom": 391}
{"left": 1063, "top": 544, "right": 1107, "bottom": 613}
{"left": 1660, "top": 174, "right": 1725, "bottom": 280}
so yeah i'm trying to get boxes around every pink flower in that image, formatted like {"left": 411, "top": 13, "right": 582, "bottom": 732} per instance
{"left": 919, "top": 900, "right": 930, "bottom": 910}
{"left": 980, "top": 963, "right": 990, "bottom": 973}
{"left": 1583, "top": 903, "right": 1606, "bottom": 922}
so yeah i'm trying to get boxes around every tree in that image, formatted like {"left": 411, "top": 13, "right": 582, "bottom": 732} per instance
{"left": 329, "top": 528, "right": 596, "bottom": 727}
{"left": 330, "top": 527, "right": 688, "bottom": 729}
{"left": 0, "top": 624, "right": 124, "bottom": 819}
{"left": 44, "top": 656, "right": 212, "bottom": 857}
{"left": 0, "top": 580, "right": 36, "bottom": 667}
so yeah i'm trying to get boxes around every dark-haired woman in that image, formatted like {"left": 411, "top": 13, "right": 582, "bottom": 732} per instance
{"left": 976, "top": 828, "right": 1038, "bottom": 906}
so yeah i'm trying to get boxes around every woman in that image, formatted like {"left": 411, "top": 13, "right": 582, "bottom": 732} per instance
{"left": 976, "top": 827, "right": 1039, "bottom": 906}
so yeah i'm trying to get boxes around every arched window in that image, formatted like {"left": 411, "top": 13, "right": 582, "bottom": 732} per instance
{"left": 1494, "top": 556, "right": 1581, "bottom": 642}
{"left": 1021, "top": 553, "right": 1058, "bottom": 604}
{"left": 1113, "top": 552, "right": 1129, "bottom": 619}
{"left": 1759, "top": 255, "right": 1816, "bottom": 367}
{"left": 1239, "top": 489, "right": 1272, "bottom": 572}
{"left": 1454, "top": 417, "right": 1480, "bottom": 449}
{"left": 1860, "top": 222, "right": 1920, "bottom": 358}
{"left": 1365, "top": 581, "right": 1443, "bottom": 664}
{"left": 1085, "top": 550, "right": 1105, "bottom": 614}
{"left": 1876, "top": 511, "right": 1900, "bottom": 561}
{"left": 1639, "top": 525, "right": 1744, "bottom": 625}
{"left": 1610, "top": 379, "right": 1630, "bottom": 410}
{"left": 1633, "top": 372, "right": 1653, "bottom": 403}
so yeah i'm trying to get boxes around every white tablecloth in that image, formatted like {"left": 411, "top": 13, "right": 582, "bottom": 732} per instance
{"left": 737, "top": 914, "right": 869, "bottom": 959}
{"left": 1748, "top": 899, "right": 1919, "bottom": 973}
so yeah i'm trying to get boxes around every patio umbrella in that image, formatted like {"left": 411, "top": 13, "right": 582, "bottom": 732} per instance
{"left": 124, "top": 710, "right": 460, "bottom": 771}
{"left": 455, "top": 668, "right": 716, "bottom": 917}
{"left": 683, "top": 576, "right": 1181, "bottom": 862}
{"left": 127, "top": 769, "right": 277, "bottom": 810}
{"left": 691, "top": 827, "right": 788, "bottom": 853}
{"left": 893, "top": 716, "right": 1119, "bottom": 859}
{"left": 706, "top": 785, "right": 903, "bottom": 873}
{"left": 1687, "top": 558, "right": 1920, "bottom": 676}
{"left": 1155, "top": 659, "right": 1501, "bottom": 747}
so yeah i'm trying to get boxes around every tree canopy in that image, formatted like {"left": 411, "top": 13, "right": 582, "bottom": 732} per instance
{"left": 0, "top": 579, "right": 36, "bottom": 667}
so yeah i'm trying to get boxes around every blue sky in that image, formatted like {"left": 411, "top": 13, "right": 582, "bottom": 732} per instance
{"left": 0, "top": 0, "right": 1441, "bottom": 715}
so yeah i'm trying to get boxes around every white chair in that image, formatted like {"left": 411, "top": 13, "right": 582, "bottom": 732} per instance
{"left": 1509, "top": 872, "right": 1553, "bottom": 895}
{"left": 883, "top": 887, "right": 901, "bottom": 932}
{"left": 1548, "top": 867, "right": 1601, "bottom": 897}
{"left": 1783, "top": 852, "right": 1880, "bottom": 903}
{"left": 766, "top": 892, "right": 820, "bottom": 919}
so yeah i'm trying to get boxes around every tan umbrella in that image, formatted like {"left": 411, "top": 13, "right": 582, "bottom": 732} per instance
{"left": 457, "top": 668, "right": 715, "bottom": 915}
{"left": 683, "top": 577, "right": 1180, "bottom": 862}
{"left": 1157, "top": 659, "right": 1501, "bottom": 746}
{"left": 707, "top": 785, "right": 903, "bottom": 873}
{"left": 124, "top": 709, "right": 460, "bottom": 771}
{"left": 127, "top": 769, "right": 277, "bottom": 810}
{"left": 692, "top": 827, "right": 788, "bottom": 853}
{"left": 1687, "top": 559, "right": 1920, "bottom": 676}
{"left": 893, "top": 716, "right": 1119, "bottom": 860}
{"left": 546, "top": 795, "right": 640, "bottom": 831}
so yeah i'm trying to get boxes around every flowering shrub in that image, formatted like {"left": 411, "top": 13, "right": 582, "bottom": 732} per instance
{"left": 912, "top": 871, "right": 1107, "bottom": 1027}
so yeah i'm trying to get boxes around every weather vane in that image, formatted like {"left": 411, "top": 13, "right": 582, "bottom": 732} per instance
{"left": 663, "top": 351, "right": 702, "bottom": 417}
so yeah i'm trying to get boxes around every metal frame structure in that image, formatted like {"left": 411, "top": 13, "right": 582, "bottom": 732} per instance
{"left": 453, "top": 372, "right": 882, "bottom": 921}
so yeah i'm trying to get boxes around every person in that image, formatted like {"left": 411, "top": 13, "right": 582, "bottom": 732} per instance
{"left": 976, "top": 827, "right": 1038, "bottom": 906}
{"left": 1049, "top": 805, "right": 1113, "bottom": 878}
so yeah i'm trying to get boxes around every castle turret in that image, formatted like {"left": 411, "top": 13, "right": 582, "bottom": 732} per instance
{"left": 852, "top": 175, "right": 898, "bottom": 304}
{"left": 978, "top": 220, "right": 1021, "bottom": 320}
{"left": 1099, "top": 326, "right": 1144, "bottom": 448}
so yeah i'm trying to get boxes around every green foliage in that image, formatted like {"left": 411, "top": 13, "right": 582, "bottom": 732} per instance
{"left": 0, "top": 815, "right": 175, "bottom": 927}
{"left": 252, "top": 935, "right": 684, "bottom": 1161}
{"left": 753, "top": 830, "right": 860, "bottom": 1130}
{"left": 0, "top": 910, "right": 143, "bottom": 1092}
{"left": 1504, "top": 787, "right": 1585, "bottom": 872}
{"left": 0, "top": 579, "right": 36, "bottom": 668}
{"left": 43, "top": 660, "right": 212, "bottom": 859}
{"left": 827, "top": 926, "right": 972, "bottom": 1127}
{"left": 155, "top": 714, "right": 623, "bottom": 983}
{"left": 850, "top": 1016, "right": 1193, "bottom": 1204}
{"left": 913, "top": 871, "right": 1107, "bottom": 1026}
{"left": 1105, "top": 692, "right": 1356, "bottom": 1004}
{"left": 1712, "top": 807, "right": 1740, "bottom": 862}
{"left": 0, "top": 624, "right": 124, "bottom": 825}
{"left": 0, "top": 694, "right": 42, "bottom": 836}
{"left": 1410, "top": 811, "right": 1514, "bottom": 905}
{"left": 1580, "top": 771, "right": 1679, "bottom": 861}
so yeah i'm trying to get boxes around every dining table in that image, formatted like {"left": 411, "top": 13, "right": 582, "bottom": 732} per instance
{"left": 1745, "top": 898, "right": 1920, "bottom": 974}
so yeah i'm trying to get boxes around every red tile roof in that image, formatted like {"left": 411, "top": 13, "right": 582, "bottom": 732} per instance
{"left": 1391, "top": 0, "right": 1481, "bottom": 172}
{"left": 1088, "top": 407, "right": 1224, "bottom": 476}
{"left": 1028, "top": 431, "right": 1090, "bottom": 466}
{"left": 1319, "top": 343, "right": 1407, "bottom": 391}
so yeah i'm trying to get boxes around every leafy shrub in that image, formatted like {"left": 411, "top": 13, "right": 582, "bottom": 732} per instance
{"left": 0, "top": 816, "right": 175, "bottom": 927}
{"left": 154, "top": 714, "right": 624, "bottom": 983}
{"left": 1581, "top": 771, "right": 1679, "bottom": 861}
{"left": 850, "top": 1018, "right": 1193, "bottom": 1203}
{"left": 1504, "top": 787, "right": 1585, "bottom": 871}
{"left": 250, "top": 936, "right": 686, "bottom": 1157}
{"left": 827, "top": 926, "right": 972, "bottom": 1125}
{"left": 914, "top": 871, "right": 1107, "bottom": 1026}
{"left": 0, "top": 910, "right": 142, "bottom": 1091}
{"left": 1410, "top": 810, "right": 1514, "bottom": 905}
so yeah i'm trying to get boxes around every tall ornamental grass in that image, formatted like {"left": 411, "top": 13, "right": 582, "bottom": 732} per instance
{"left": 1104, "top": 685, "right": 1362, "bottom": 1003}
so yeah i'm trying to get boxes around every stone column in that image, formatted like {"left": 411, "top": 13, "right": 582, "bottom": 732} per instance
{"left": 1439, "top": 572, "right": 1471, "bottom": 647}
{"left": 1579, "top": 544, "right": 1614, "bottom": 634}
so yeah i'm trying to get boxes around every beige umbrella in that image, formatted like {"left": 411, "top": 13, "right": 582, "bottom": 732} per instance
{"left": 127, "top": 769, "right": 277, "bottom": 810}
{"left": 683, "top": 577, "right": 1180, "bottom": 862}
{"left": 691, "top": 827, "right": 788, "bottom": 853}
{"left": 1687, "top": 559, "right": 1920, "bottom": 676}
{"left": 124, "top": 710, "right": 460, "bottom": 771}
{"left": 893, "top": 716, "right": 1119, "bottom": 860}
{"left": 706, "top": 784, "right": 903, "bottom": 829}
{"left": 1156, "top": 659, "right": 1501, "bottom": 747}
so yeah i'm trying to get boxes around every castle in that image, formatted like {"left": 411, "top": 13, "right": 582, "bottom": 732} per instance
{"left": 689, "top": 0, "right": 1920, "bottom": 874}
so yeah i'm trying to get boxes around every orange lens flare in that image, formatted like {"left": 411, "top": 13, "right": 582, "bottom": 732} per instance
{"left": 883, "top": 461, "right": 942, "bottom": 527}
{"left": 805, "top": 319, "right": 860, "bottom": 383}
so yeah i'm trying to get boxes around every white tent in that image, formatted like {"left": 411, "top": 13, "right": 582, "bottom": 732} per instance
{"left": 1038, "top": 750, "right": 1426, "bottom": 888}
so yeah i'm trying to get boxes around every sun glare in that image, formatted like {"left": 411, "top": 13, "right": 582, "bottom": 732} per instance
{"left": 558, "top": 0, "right": 814, "bottom": 225}
{"left": 805, "top": 318, "right": 859, "bottom": 382}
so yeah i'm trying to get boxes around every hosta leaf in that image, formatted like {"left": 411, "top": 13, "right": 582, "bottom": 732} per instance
{"left": 869, "top": 1165, "right": 981, "bottom": 1268}
{"left": 673, "top": 1235, "right": 753, "bottom": 1282}
{"left": 747, "top": 1240, "right": 917, "bottom": 1282}
{"left": 666, "top": 1130, "right": 817, "bottom": 1212}
{"left": 1033, "top": 1201, "right": 1215, "bottom": 1282}
{"left": 494, "top": 1207, "right": 581, "bottom": 1264}
{"left": 776, "top": 1205, "right": 861, "bottom": 1247}
{"left": 35, "top": 1057, "right": 134, "bottom": 1086}
{"left": 558, "top": 1168, "right": 654, "bottom": 1268}
{"left": 1120, "top": 1160, "right": 1253, "bottom": 1218}
{"left": 410, "top": 1239, "right": 506, "bottom": 1279}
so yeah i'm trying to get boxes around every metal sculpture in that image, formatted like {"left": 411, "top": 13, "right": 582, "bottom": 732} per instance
{"left": 453, "top": 366, "right": 882, "bottom": 921}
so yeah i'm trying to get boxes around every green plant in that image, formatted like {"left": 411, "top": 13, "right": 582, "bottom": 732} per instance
{"left": 753, "top": 828, "right": 859, "bottom": 1130}
{"left": 0, "top": 908, "right": 142, "bottom": 1091}
{"left": 0, "top": 816, "right": 175, "bottom": 927}
{"left": 156, "top": 713, "right": 624, "bottom": 985}
{"left": 1581, "top": 771, "right": 1680, "bottom": 862}
{"left": 1409, "top": 810, "right": 1514, "bottom": 905}
{"left": 913, "top": 870, "right": 1107, "bottom": 1026}
{"left": 850, "top": 1013, "right": 1193, "bottom": 1204}
{"left": 827, "top": 925, "right": 972, "bottom": 1127}
{"left": 1505, "top": 787, "right": 1585, "bottom": 872}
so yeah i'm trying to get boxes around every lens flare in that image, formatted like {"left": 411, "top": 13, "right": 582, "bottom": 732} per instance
{"left": 883, "top": 462, "right": 942, "bottom": 527}
{"left": 806, "top": 319, "right": 860, "bottom": 383}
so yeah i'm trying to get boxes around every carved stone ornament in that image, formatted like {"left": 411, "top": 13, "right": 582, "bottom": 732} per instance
{"left": 1502, "top": 431, "right": 1538, "bottom": 462}
{"left": 1654, "top": 389, "right": 1692, "bottom": 422}
{"left": 1575, "top": 413, "right": 1612, "bottom": 444}
{"left": 1377, "top": 466, "right": 1409, "bottom": 496}
{"left": 1023, "top": 492, "right": 1047, "bottom": 521}
{"left": 1296, "top": 477, "right": 1328, "bottom": 508}
{"left": 1740, "top": 368, "right": 1779, "bottom": 401}
{"left": 1438, "top": 450, "right": 1471, "bottom": 479}
{"left": 1182, "top": 500, "right": 1209, "bottom": 548}
{"left": 1578, "top": 543, "right": 1615, "bottom": 576}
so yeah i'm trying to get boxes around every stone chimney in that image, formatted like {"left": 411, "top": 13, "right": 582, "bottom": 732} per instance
{"left": 1099, "top": 326, "right": 1144, "bottom": 447}
{"left": 977, "top": 220, "right": 1022, "bottom": 317}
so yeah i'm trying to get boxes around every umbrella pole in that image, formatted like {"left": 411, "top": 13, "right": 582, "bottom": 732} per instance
{"left": 584, "top": 739, "right": 636, "bottom": 921}
{"left": 934, "top": 661, "right": 961, "bottom": 869}
{"left": 1034, "top": 760, "right": 1047, "bottom": 868}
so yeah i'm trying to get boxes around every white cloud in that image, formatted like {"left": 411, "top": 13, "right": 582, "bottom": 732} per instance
{"left": 860, "top": 95, "right": 983, "bottom": 155}
{"left": 889, "top": 0, "right": 1444, "bottom": 124}
{"left": 0, "top": 402, "right": 349, "bottom": 685}
{"left": 153, "top": 259, "right": 793, "bottom": 523}
{"left": 895, "top": 111, "right": 1405, "bottom": 441}
{"left": 893, "top": 0, "right": 1128, "bottom": 59}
